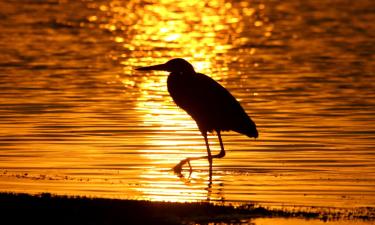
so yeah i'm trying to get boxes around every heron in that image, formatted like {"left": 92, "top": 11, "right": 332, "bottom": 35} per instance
{"left": 136, "top": 58, "right": 258, "bottom": 175}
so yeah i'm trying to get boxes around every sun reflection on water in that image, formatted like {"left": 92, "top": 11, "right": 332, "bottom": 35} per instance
{"left": 96, "top": 0, "right": 263, "bottom": 201}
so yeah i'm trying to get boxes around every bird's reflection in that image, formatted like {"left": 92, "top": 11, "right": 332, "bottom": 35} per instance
{"left": 206, "top": 170, "right": 213, "bottom": 201}
{"left": 176, "top": 165, "right": 217, "bottom": 202}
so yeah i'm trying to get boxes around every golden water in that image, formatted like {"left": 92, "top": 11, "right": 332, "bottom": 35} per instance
{"left": 0, "top": 0, "right": 374, "bottom": 210}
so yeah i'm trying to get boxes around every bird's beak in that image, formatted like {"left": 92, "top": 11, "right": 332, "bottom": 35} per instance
{"left": 135, "top": 63, "right": 168, "bottom": 71}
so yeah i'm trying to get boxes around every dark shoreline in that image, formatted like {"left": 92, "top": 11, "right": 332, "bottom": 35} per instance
{"left": 1, "top": 192, "right": 373, "bottom": 225}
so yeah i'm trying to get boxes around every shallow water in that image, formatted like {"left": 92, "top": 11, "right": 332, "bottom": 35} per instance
{"left": 0, "top": 0, "right": 374, "bottom": 211}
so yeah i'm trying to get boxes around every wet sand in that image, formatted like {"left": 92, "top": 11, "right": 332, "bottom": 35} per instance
{"left": 1, "top": 192, "right": 373, "bottom": 225}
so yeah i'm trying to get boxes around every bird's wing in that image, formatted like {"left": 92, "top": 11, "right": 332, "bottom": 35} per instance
{"left": 168, "top": 72, "right": 257, "bottom": 137}
{"left": 194, "top": 74, "right": 257, "bottom": 137}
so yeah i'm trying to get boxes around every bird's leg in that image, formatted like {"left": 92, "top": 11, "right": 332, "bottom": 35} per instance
{"left": 173, "top": 132, "right": 213, "bottom": 175}
{"left": 203, "top": 132, "right": 213, "bottom": 176}
{"left": 173, "top": 131, "right": 226, "bottom": 175}
{"left": 212, "top": 130, "right": 226, "bottom": 159}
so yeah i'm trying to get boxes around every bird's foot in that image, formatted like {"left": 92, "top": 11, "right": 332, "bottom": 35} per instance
{"left": 173, "top": 158, "right": 192, "bottom": 177}
{"left": 173, "top": 162, "right": 184, "bottom": 176}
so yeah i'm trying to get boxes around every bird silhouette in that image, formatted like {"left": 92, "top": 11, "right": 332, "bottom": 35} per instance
{"left": 136, "top": 58, "right": 258, "bottom": 175}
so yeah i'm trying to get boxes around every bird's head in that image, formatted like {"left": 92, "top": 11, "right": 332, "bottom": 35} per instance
{"left": 136, "top": 58, "right": 195, "bottom": 74}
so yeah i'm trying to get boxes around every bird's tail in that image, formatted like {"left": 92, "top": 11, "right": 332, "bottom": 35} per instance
{"left": 235, "top": 119, "right": 258, "bottom": 139}
{"left": 245, "top": 125, "right": 258, "bottom": 139}
{"left": 247, "top": 127, "right": 258, "bottom": 138}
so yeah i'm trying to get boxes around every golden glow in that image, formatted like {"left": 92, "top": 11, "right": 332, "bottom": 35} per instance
{"left": 1, "top": 0, "right": 374, "bottom": 209}
{"left": 103, "top": 0, "right": 263, "bottom": 202}
{"left": 84, "top": 0, "right": 274, "bottom": 203}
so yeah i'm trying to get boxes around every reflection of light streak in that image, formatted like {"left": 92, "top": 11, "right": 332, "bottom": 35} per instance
{"left": 91, "top": 0, "right": 265, "bottom": 202}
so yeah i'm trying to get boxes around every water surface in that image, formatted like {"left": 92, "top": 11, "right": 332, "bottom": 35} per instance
{"left": 0, "top": 0, "right": 374, "bottom": 210}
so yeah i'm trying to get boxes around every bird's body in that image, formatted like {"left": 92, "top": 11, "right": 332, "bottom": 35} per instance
{"left": 136, "top": 58, "right": 258, "bottom": 175}
{"left": 167, "top": 71, "right": 257, "bottom": 138}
